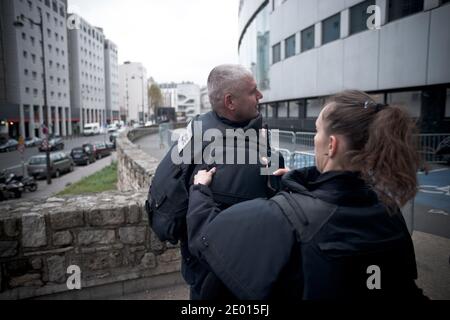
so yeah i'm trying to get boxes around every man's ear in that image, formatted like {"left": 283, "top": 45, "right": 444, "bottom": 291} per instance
{"left": 224, "top": 94, "right": 235, "bottom": 111}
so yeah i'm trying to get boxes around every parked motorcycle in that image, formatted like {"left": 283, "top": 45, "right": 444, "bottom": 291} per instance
{"left": 8, "top": 173, "right": 38, "bottom": 192}
{"left": 0, "top": 180, "right": 24, "bottom": 201}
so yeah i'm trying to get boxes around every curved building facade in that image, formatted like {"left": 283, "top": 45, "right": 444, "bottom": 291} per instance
{"left": 238, "top": 0, "right": 450, "bottom": 133}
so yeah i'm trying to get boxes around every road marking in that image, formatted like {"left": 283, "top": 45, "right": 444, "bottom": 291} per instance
{"left": 428, "top": 209, "right": 449, "bottom": 216}
{"left": 418, "top": 168, "right": 449, "bottom": 175}
{"left": 419, "top": 185, "right": 450, "bottom": 196}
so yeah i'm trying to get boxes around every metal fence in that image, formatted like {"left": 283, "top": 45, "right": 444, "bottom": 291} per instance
{"left": 270, "top": 130, "right": 450, "bottom": 165}
{"left": 417, "top": 133, "right": 450, "bottom": 164}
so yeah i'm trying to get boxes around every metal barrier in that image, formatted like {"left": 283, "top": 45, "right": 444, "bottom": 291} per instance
{"left": 291, "top": 151, "right": 316, "bottom": 169}
{"left": 295, "top": 132, "right": 315, "bottom": 151}
{"left": 417, "top": 133, "right": 450, "bottom": 164}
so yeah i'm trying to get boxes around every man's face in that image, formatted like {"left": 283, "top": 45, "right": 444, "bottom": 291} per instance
{"left": 233, "top": 76, "right": 263, "bottom": 122}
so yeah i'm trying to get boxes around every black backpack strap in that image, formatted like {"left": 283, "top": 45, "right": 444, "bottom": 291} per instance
{"left": 271, "top": 191, "right": 338, "bottom": 243}
{"left": 271, "top": 192, "right": 309, "bottom": 242}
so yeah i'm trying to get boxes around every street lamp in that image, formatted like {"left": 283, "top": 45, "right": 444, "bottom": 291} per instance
{"left": 14, "top": 11, "right": 52, "bottom": 185}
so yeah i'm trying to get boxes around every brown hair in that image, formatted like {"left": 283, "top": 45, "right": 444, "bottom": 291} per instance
{"left": 322, "top": 90, "right": 421, "bottom": 210}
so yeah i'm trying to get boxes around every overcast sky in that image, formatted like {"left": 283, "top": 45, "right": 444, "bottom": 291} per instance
{"left": 68, "top": 0, "right": 239, "bottom": 87}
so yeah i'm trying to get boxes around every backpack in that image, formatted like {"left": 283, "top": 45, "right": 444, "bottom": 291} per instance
{"left": 145, "top": 118, "right": 279, "bottom": 245}
{"left": 145, "top": 118, "right": 202, "bottom": 245}
{"left": 270, "top": 191, "right": 428, "bottom": 300}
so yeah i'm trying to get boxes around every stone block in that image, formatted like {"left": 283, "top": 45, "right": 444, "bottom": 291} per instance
{"left": 53, "top": 231, "right": 73, "bottom": 246}
{"left": 139, "top": 253, "right": 156, "bottom": 269}
{"left": 118, "top": 227, "right": 146, "bottom": 245}
{"left": 126, "top": 203, "right": 141, "bottom": 224}
{"left": 9, "top": 273, "right": 43, "bottom": 288}
{"left": 50, "top": 210, "right": 84, "bottom": 231}
{"left": 78, "top": 230, "right": 115, "bottom": 246}
{"left": 0, "top": 241, "right": 18, "bottom": 258}
{"left": 22, "top": 214, "right": 47, "bottom": 248}
{"left": 31, "top": 258, "right": 42, "bottom": 270}
{"left": 88, "top": 208, "right": 125, "bottom": 227}
{"left": 85, "top": 251, "right": 122, "bottom": 271}
{"left": 47, "top": 255, "right": 66, "bottom": 283}
{"left": 4, "top": 219, "right": 19, "bottom": 237}
{"left": 157, "top": 249, "right": 181, "bottom": 264}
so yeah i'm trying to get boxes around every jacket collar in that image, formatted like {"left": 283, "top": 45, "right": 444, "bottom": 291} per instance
{"left": 213, "top": 112, "right": 263, "bottom": 131}
{"left": 282, "top": 167, "right": 379, "bottom": 207}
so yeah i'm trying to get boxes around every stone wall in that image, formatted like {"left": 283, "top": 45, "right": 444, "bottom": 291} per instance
{"left": 0, "top": 191, "right": 181, "bottom": 300}
{"left": 117, "top": 127, "right": 160, "bottom": 193}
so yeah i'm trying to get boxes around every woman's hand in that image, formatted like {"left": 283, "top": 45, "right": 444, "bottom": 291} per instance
{"left": 273, "top": 168, "right": 289, "bottom": 176}
{"left": 194, "top": 167, "right": 216, "bottom": 186}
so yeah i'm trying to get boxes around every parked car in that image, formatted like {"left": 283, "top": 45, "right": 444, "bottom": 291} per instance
{"left": 25, "top": 137, "right": 43, "bottom": 148}
{"left": 93, "top": 142, "right": 113, "bottom": 159}
{"left": 109, "top": 132, "right": 119, "bottom": 148}
{"left": 0, "top": 139, "right": 18, "bottom": 152}
{"left": 27, "top": 152, "right": 74, "bottom": 179}
{"left": 70, "top": 145, "right": 97, "bottom": 166}
{"left": 39, "top": 137, "right": 64, "bottom": 152}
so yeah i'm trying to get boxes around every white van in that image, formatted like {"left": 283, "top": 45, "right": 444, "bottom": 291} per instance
{"left": 83, "top": 123, "right": 100, "bottom": 136}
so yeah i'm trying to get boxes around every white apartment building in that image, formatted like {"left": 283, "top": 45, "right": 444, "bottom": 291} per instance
{"left": 0, "top": 0, "right": 72, "bottom": 138}
{"left": 160, "top": 82, "right": 201, "bottom": 120}
{"left": 68, "top": 14, "right": 106, "bottom": 134}
{"left": 160, "top": 82, "right": 177, "bottom": 109}
{"left": 104, "top": 39, "right": 120, "bottom": 124}
{"left": 239, "top": 0, "right": 450, "bottom": 133}
{"left": 119, "top": 61, "right": 148, "bottom": 124}
{"left": 200, "top": 86, "right": 212, "bottom": 114}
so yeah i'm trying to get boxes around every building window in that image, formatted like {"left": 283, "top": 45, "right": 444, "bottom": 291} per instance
{"left": 322, "top": 13, "right": 341, "bottom": 45}
{"left": 306, "top": 98, "right": 325, "bottom": 118}
{"left": 388, "top": 0, "right": 424, "bottom": 22}
{"left": 33, "top": 88, "right": 38, "bottom": 97}
{"left": 272, "top": 43, "right": 281, "bottom": 64}
{"left": 32, "top": 71, "right": 37, "bottom": 80}
{"left": 23, "top": 51, "right": 28, "bottom": 59}
{"left": 289, "top": 101, "right": 300, "bottom": 118}
{"left": 267, "top": 104, "right": 274, "bottom": 118}
{"left": 31, "top": 54, "right": 36, "bottom": 63}
{"left": 52, "top": 0, "right": 58, "bottom": 13}
{"left": 22, "top": 32, "right": 26, "bottom": 40}
{"left": 387, "top": 91, "right": 422, "bottom": 118}
{"left": 259, "top": 104, "right": 267, "bottom": 118}
{"left": 278, "top": 102, "right": 288, "bottom": 118}
{"left": 30, "top": 36, "right": 35, "bottom": 46}
{"left": 285, "top": 34, "right": 296, "bottom": 59}
{"left": 25, "top": 87, "right": 30, "bottom": 94}
{"left": 24, "top": 69, "right": 29, "bottom": 76}
{"left": 350, "top": 0, "right": 376, "bottom": 35}
{"left": 301, "top": 25, "right": 315, "bottom": 52}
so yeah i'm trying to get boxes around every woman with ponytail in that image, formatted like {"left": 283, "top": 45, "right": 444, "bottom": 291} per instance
{"left": 186, "top": 90, "right": 427, "bottom": 300}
